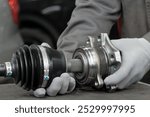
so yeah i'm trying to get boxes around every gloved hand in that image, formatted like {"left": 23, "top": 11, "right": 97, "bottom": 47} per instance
{"left": 34, "top": 73, "right": 76, "bottom": 97}
{"left": 104, "top": 38, "right": 150, "bottom": 89}
{"left": 33, "top": 43, "right": 76, "bottom": 97}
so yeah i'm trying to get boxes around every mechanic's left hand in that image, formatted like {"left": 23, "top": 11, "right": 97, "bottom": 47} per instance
{"left": 33, "top": 73, "right": 76, "bottom": 97}
{"left": 104, "top": 38, "right": 150, "bottom": 89}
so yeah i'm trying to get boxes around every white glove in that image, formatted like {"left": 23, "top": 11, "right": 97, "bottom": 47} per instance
{"left": 34, "top": 73, "right": 76, "bottom": 97}
{"left": 104, "top": 38, "right": 150, "bottom": 89}
{"left": 33, "top": 43, "right": 76, "bottom": 97}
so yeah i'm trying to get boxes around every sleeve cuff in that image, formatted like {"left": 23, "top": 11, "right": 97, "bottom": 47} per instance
{"left": 143, "top": 32, "right": 150, "bottom": 42}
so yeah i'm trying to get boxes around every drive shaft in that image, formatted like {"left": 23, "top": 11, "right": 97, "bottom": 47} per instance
{"left": 0, "top": 33, "right": 121, "bottom": 91}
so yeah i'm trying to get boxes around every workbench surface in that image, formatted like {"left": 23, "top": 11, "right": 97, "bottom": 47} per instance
{"left": 0, "top": 82, "right": 149, "bottom": 100}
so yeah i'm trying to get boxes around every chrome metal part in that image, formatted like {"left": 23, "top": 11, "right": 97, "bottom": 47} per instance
{"left": 5, "top": 62, "right": 12, "bottom": 77}
{"left": 38, "top": 45, "right": 50, "bottom": 88}
{"left": 100, "top": 33, "right": 121, "bottom": 74}
{"left": 73, "top": 33, "right": 122, "bottom": 90}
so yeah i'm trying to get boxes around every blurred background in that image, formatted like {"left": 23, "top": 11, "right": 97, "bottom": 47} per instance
{"left": 15, "top": 0, "right": 119, "bottom": 48}
{"left": 18, "top": 0, "right": 75, "bottom": 48}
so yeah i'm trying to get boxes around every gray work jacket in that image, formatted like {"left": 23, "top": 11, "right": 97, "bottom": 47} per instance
{"left": 57, "top": 0, "right": 150, "bottom": 59}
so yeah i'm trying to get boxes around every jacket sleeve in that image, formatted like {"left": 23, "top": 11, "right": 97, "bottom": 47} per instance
{"left": 57, "top": 0, "right": 121, "bottom": 59}
{"left": 143, "top": 32, "right": 150, "bottom": 42}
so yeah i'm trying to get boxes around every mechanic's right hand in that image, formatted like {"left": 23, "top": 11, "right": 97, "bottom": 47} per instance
{"left": 104, "top": 38, "right": 150, "bottom": 89}
{"left": 33, "top": 73, "right": 76, "bottom": 97}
